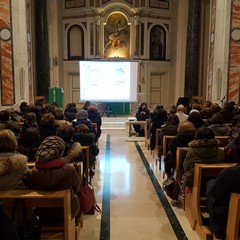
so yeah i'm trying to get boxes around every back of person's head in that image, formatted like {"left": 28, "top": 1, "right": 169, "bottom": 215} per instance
{"left": 40, "top": 113, "right": 55, "bottom": 126}
{"left": 56, "top": 123, "right": 74, "bottom": 141}
{"left": 177, "top": 121, "right": 195, "bottom": 133}
{"left": 87, "top": 104, "right": 98, "bottom": 113}
{"left": 195, "top": 126, "right": 215, "bottom": 140}
{"left": 203, "top": 100, "right": 213, "bottom": 109}
{"left": 223, "top": 101, "right": 234, "bottom": 110}
{"left": 76, "top": 109, "right": 88, "bottom": 120}
{"left": 191, "top": 103, "right": 202, "bottom": 111}
{"left": 0, "top": 110, "right": 10, "bottom": 122}
{"left": 211, "top": 112, "right": 225, "bottom": 124}
{"left": 169, "top": 105, "right": 177, "bottom": 114}
{"left": 139, "top": 102, "right": 147, "bottom": 110}
{"left": 65, "top": 103, "right": 77, "bottom": 112}
{"left": 232, "top": 114, "right": 240, "bottom": 126}
{"left": 5, "top": 121, "right": 21, "bottom": 135}
{"left": 19, "top": 101, "right": 28, "bottom": 111}
{"left": 52, "top": 107, "right": 65, "bottom": 120}
{"left": 0, "top": 129, "right": 18, "bottom": 152}
{"left": 153, "top": 104, "right": 163, "bottom": 112}
{"left": 35, "top": 136, "right": 65, "bottom": 162}
{"left": 25, "top": 112, "right": 37, "bottom": 126}
{"left": 74, "top": 124, "right": 89, "bottom": 133}
{"left": 166, "top": 113, "right": 179, "bottom": 125}
{"left": 188, "top": 111, "right": 204, "bottom": 129}
{"left": 177, "top": 104, "right": 185, "bottom": 112}
{"left": 83, "top": 101, "right": 91, "bottom": 109}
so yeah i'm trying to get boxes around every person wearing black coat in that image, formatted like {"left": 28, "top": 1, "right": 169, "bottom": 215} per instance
{"left": 206, "top": 164, "right": 240, "bottom": 239}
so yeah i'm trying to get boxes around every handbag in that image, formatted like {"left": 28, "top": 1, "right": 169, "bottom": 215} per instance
{"left": 79, "top": 182, "right": 101, "bottom": 214}
{"left": 162, "top": 177, "right": 180, "bottom": 201}
{"left": 12, "top": 199, "right": 41, "bottom": 240}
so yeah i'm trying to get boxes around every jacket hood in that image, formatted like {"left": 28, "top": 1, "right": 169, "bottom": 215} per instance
{"left": 0, "top": 152, "right": 28, "bottom": 176}
{"left": 188, "top": 138, "right": 220, "bottom": 159}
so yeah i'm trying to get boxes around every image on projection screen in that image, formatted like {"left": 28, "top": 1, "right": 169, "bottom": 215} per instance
{"left": 79, "top": 61, "right": 138, "bottom": 102}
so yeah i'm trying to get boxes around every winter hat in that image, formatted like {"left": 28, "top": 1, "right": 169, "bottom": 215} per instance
{"left": 35, "top": 136, "right": 65, "bottom": 162}
{"left": 76, "top": 109, "right": 88, "bottom": 120}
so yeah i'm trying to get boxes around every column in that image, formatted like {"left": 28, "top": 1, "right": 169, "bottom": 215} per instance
{"left": 35, "top": 0, "right": 50, "bottom": 98}
{"left": 184, "top": 0, "right": 201, "bottom": 99}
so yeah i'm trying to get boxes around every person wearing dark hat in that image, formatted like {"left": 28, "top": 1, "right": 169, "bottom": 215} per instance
{"left": 72, "top": 109, "right": 97, "bottom": 141}
{"left": 24, "top": 136, "right": 81, "bottom": 224}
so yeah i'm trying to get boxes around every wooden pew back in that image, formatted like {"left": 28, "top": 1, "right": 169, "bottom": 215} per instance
{"left": 185, "top": 163, "right": 237, "bottom": 240}
{"left": 0, "top": 189, "right": 75, "bottom": 240}
{"left": 226, "top": 192, "right": 240, "bottom": 240}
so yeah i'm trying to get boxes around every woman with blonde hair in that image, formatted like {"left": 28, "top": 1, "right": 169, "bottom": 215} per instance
{"left": 0, "top": 129, "right": 29, "bottom": 190}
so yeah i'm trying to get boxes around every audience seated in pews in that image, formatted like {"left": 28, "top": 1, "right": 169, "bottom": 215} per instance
{"left": 182, "top": 126, "right": 225, "bottom": 193}
{"left": 206, "top": 164, "right": 240, "bottom": 239}
{"left": 24, "top": 136, "right": 81, "bottom": 224}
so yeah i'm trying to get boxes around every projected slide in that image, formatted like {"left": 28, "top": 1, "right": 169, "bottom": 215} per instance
{"left": 79, "top": 61, "right": 138, "bottom": 102}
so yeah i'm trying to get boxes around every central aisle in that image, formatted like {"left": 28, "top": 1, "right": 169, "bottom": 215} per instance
{"left": 80, "top": 133, "right": 200, "bottom": 240}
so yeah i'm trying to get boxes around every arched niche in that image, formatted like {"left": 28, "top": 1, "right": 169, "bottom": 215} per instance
{"left": 67, "top": 24, "right": 84, "bottom": 60}
{"left": 150, "top": 25, "right": 166, "bottom": 60}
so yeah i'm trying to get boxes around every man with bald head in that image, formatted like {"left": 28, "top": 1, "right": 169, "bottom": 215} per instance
{"left": 175, "top": 104, "right": 188, "bottom": 122}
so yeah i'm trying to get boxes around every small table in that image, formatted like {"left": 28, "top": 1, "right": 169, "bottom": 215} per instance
{"left": 125, "top": 120, "right": 148, "bottom": 146}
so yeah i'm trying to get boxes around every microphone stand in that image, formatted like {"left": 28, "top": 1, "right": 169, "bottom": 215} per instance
{"left": 218, "top": 95, "right": 227, "bottom": 104}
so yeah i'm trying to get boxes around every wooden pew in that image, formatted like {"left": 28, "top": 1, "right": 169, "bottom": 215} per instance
{"left": 154, "top": 128, "right": 161, "bottom": 165}
{"left": 175, "top": 147, "right": 189, "bottom": 182}
{"left": 0, "top": 189, "right": 75, "bottom": 240}
{"left": 185, "top": 163, "right": 237, "bottom": 240}
{"left": 226, "top": 192, "right": 240, "bottom": 240}
{"left": 80, "top": 145, "right": 90, "bottom": 183}
{"left": 161, "top": 135, "right": 176, "bottom": 176}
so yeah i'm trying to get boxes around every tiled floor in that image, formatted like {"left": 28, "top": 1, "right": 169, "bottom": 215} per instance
{"left": 79, "top": 133, "right": 201, "bottom": 240}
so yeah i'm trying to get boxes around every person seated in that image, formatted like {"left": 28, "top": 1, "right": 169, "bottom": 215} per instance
{"left": 51, "top": 107, "right": 69, "bottom": 127}
{"left": 165, "top": 121, "right": 195, "bottom": 177}
{"left": 56, "top": 123, "right": 83, "bottom": 163}
{"left": 24, "top": 136, "right": 81, "bottom": 224}
{"left": 224, "top": 129, "right": 240, "bottom": 163}
{"left": 0, "top": 110, "right": 12, "bottom": 130}
{"left": 39, "top": 113, "right": 57, "bottom": 142}
{"left": 133, "top": 102, "right": 150, "bottom": 136}
{"left": 87, "top": 104, "right": 102, "bottom": 140}
{"left": 175, "top": 104, "right": 188, "bottom": 123}
{"left": 64, "top": 103, "right": 77, "bottom": 123}
{"left": 208, "top": 112, "right": 230, "bottom": 136}
{"left": 206, "top": 164, "right": 240, "bottom": 239}
{"left": 72, "top": 109, "right": 97, "bottom": 141}
{"left": 149, "top": 107, "right": 168, "bottom": 151}
{"left": 187, "top": 111, "right": 205, "bottom": 129}
{"left": 219, "top": 101, "right": 237, "bottom": 124}
{"left": 18, "top": 112, "right": 40, "bottom": 162}
{"left": 182, "top": 126, "right": 225, "bottom": 193}
{"left": 0, "top": 129, "right": 29, "bottom": 190}
{"left": 158, "top": 114, "right": 179, "bottom": 158}
{"left": 73, "top": 124, "right": 99, "bottom": 176}
{"left": 229, "top": 114, "right": 240, "bottom": 140}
